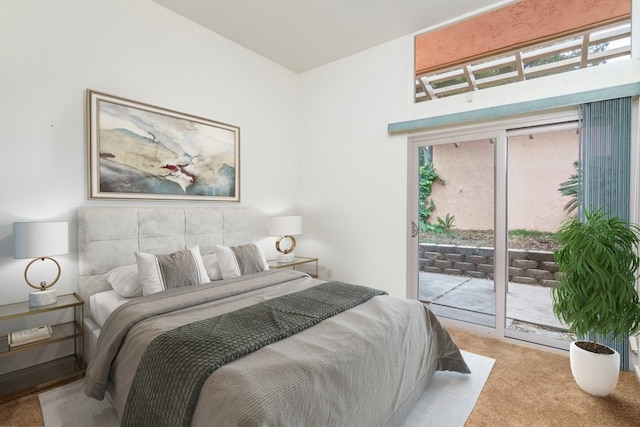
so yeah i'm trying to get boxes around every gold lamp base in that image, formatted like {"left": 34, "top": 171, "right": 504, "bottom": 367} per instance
{"left": 24, "top": 257, "right": 61, "bottom": 308}
{"left": 275, "top": 235, "right": 297, "bottom": 263}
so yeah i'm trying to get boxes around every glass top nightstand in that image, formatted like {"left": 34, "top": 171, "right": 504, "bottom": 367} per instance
{"left": 267, "top": 256, "right": 318, "bottom": 278}
{"left": 0, "top": 293, "right": 84, "bottom": 403}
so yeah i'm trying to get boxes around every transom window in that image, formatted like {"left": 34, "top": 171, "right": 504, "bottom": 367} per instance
{"left": 415, "top": 21, "right": 631, "bottom": 103}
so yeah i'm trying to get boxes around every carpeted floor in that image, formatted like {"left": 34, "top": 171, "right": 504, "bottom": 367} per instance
{"left": 2, "top": 328, "right": 640, "bottom": 426}
{"left": 0, "top": 392, "right": 43, "bottom": 427}
{"left": 448, "top": 328, "right": 640, "bottom": 426}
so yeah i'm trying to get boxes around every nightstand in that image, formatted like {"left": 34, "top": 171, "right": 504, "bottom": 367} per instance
{"left": 0, "top": 293, "right": 85, "bottom": 403}
{"left": 267, "top": 256, "right": 319, "bottom": 278}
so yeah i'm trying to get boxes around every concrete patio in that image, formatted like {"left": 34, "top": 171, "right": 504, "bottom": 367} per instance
{"left": 419, "top": 272, "right": 574, "bottom": 341}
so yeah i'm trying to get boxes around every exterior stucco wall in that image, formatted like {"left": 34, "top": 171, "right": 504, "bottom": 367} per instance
{"left": 430, "top": 128, "right": 579, "bottom": 232}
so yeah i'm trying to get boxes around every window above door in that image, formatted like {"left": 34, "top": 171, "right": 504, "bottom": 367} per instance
{"left": 415, "top": 20, "right": 631, "bottom": 102}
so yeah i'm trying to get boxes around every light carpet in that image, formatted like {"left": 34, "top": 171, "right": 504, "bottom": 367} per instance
{"left": 39, "top": 350, "right": 494, "bottom": 427}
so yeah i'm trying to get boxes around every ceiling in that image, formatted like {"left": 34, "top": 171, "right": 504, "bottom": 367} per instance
{"left": 152, "top": 0, "right": 515, "bottom": 73}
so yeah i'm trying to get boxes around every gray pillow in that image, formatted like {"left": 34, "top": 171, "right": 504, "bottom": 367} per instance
{"left": 231, "top": 244, "right": 269, "bottom": 275}
{"left": 213, "top": 244, "right": 269, "bottom": 278}
{"left": 135, "top": 246, "right": 209, "bottom": 296}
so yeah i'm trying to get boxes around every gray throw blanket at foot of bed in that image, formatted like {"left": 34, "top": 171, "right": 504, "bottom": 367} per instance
{"left": 121, "top": 281, "right": 387, "bottom": 427}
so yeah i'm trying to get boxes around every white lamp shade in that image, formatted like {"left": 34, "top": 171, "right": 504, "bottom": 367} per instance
{"left": 13, "top": 221, "right": 69, "bottom": 259}
{"left": 268, "top": 216, "right": 302, "bottom": 236}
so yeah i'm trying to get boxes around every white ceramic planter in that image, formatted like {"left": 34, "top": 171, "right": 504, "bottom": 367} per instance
{"left": 569, "top": 341, "right": 620, "bottom": 396}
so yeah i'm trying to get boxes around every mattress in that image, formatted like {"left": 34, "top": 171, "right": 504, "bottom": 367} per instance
{"left": 89, "top": 290, "right": 129, "bottom": 328}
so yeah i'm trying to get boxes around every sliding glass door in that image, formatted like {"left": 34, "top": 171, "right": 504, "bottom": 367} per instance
{"left": 413, "top": 132, "right": 501, "bottom": 329}
{"left": 409, "top": 111, "right": 580, "bottom": 349}
{"left": 504, "top": 124, "right": 578, "bottom": 348}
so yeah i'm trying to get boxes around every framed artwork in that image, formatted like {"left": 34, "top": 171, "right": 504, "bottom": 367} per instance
{"left": 87, "top": 90, "right": 240, "bottom": 201}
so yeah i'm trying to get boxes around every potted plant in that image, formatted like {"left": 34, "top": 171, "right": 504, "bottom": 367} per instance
{"left": 552, "top": 209, "right": 640, "bottom": 396}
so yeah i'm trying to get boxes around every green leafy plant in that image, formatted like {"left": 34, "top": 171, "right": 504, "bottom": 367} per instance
{"left": 551, "top": 209, "right": 640, "bottom": 343}
{"left": 558, "top": 161, "right": 581, "bottom": 215}
{"left": 436, "top": 213, "right": 455, "bottom": 230}
{"left": 418, "top": 159, "right": 444, "bottom": 232}
{"left": 421, "top": 222, "right": 443, "bottom": 234}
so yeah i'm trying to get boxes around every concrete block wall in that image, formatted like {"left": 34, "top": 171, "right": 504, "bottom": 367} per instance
{"left": 419, "top": 243, "right": 559, "bottom": 287}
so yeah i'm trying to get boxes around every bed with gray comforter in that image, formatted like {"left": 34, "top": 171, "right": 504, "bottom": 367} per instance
{"left": 84, "top": 269, "right": 469, "bottom": 426}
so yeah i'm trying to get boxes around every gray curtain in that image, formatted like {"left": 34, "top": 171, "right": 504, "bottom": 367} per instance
{"left": 579, "top": 96, "right": 633, "bottom": 369}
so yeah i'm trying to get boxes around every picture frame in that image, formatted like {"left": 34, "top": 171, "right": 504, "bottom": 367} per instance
{"left": 87, "top": 90, "right": 240, "bottom": 201}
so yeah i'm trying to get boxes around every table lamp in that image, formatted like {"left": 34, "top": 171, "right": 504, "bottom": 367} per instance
{"left": 268, "top": 216, "right": 302, "bottom": 263}
{"left": 13, "top": 221, "right": 69, "bottom": 307}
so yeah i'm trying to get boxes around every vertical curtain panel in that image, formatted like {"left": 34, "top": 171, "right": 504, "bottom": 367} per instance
{"left": 581, "top": 97, "right": 632, "bottom": 220}
{"left": 580, "top": 96, "right": 633, "bottom": 369}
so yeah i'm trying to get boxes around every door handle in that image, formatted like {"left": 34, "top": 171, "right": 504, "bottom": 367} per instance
{"left": 411, "top": 221, "right": 419, "bottom": 238}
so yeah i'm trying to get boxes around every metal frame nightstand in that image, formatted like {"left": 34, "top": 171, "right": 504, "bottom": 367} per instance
{"left": 0, "top": 293, "right": 85, "bottom": 403}
{"left": 267, "top": 256, "right": 318, "bottom": 278}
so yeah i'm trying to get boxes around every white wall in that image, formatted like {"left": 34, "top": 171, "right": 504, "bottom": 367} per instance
{"left": 0, "top": 0, "right": 301, "bottom": 305}
{"left": 298, "top": 39, "right": 413, "bottom": 297}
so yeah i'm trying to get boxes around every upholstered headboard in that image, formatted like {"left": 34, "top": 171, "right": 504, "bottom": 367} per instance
{"left": 77, "top": 207, "right": 260, "bottom": 304}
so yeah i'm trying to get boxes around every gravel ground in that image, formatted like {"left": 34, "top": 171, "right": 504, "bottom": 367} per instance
{"left": 420, "top": 229, "right": 557, "bottom": 252}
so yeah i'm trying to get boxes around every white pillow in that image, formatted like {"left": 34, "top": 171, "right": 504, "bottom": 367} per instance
{"left": 135, "top": 246, "right": 210, "bottom": 296}
{"left": 105, "top": 264, "right": 142, "bottom": 297}
{"left": 202, "top": 253, "right": 223, "bottom": 281}
{"left": 213, "top": 245, "right": 241, "bottom": 279}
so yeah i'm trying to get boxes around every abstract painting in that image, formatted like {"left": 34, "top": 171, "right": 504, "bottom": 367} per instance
{"left": 87, "top": 90, "right": 240, "bottom": 201}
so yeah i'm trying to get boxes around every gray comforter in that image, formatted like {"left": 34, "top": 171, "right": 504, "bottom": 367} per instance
{"left": 85, "top": 269, "right": 469, "bottom": 427}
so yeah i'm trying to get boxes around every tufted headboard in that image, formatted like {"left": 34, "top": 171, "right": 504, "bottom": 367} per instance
{"left": 77, "top": 207, "right": 260, "bottom": 304}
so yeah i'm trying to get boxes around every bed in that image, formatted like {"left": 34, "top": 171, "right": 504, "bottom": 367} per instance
{"left": 79, "top": 207, "right": 469, "bottom": 427}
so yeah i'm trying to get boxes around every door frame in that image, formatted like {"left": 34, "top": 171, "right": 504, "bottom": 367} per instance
{"left": 407, "top": 107, "right": 580, "bottom": 343}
